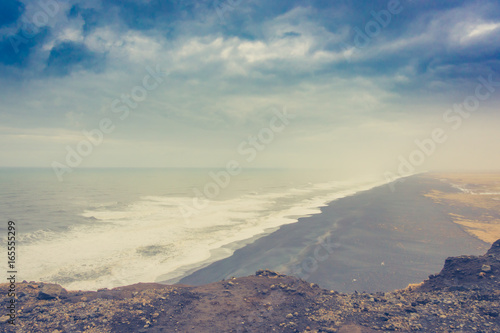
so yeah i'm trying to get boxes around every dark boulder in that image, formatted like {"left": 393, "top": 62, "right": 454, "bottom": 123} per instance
{"left": 255, "top": 269, "right": 285, "bottom": 278}
{"left": 37, "top": 284, "right": 68, "bottom": 300}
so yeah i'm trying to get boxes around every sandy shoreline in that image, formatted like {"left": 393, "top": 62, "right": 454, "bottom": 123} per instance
{"left": 179, "top": 174, "right": 489, "bottom": 292}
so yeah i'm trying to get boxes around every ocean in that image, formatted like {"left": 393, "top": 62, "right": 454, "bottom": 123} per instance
{"left": 0, "top": 168, "right": 388, "bottom": 291}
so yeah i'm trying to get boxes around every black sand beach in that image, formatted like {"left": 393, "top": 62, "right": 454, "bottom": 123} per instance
{"left": 178, "top": 175, "right": 489, "bottom": 292}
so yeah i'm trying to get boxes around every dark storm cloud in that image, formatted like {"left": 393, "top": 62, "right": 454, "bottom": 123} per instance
{"left": 0, "top": 27, "right": 49, "bottom": 68}
{"left": 68, "top": 5, "right": 101, "bottom": 34}
{"left": 0, "top": 0, "right": 24, "bottom": 28}
{"left": 45, "top": 41, "right": 106, "bottom": 76}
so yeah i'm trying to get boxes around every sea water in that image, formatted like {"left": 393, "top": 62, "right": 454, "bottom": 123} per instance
{"left": 0, "top": 168, "right": 387, "bottom": 290}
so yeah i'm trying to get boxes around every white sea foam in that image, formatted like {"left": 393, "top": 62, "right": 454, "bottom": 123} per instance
{"left": 17, "top": 177, "right": 389, "bottom": 291}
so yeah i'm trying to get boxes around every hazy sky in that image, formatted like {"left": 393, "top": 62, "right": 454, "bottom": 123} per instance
{"left": 1, "top": 0, "right": 499, "bottom": 176}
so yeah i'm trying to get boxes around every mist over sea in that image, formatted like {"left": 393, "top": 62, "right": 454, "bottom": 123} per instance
{"left": 0, "top": 168, "right": 387, "bottom": 291}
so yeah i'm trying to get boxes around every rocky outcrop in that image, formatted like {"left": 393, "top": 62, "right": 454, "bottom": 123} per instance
{"left": 1, "top": 241, "right": 500, "bottom": 332}
{"left": 418, "top": 239, "right": 500, "bottom": 292}
{"left": 37, "top": 284, "right": 68, "bottom": 300}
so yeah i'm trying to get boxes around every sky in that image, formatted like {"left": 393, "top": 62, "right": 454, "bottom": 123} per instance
{"left": 0, "top": 0, "right": 499, "bottom": 178}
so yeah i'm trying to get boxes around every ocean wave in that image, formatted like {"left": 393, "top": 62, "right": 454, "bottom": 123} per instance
{"left": 17, "top": 176, "right": 390, "bottom": 291}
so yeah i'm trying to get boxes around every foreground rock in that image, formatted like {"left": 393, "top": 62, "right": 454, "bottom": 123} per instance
{"left": 1, "top": 241, "right": 500, "bottom": 332}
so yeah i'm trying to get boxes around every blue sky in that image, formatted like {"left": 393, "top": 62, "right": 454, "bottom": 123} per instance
{"left": 1, "top": 0, "right": 499, "bottom": 175}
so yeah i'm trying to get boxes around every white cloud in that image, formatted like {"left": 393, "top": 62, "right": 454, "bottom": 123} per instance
{"left": 460, "top": 22, "right": 500, "bottom": 43}
{"left": 43, "top": 22, "right": 85, "bottom": 51}
{"left": 164, "top": 6, "right": 350, "bottom": 77}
